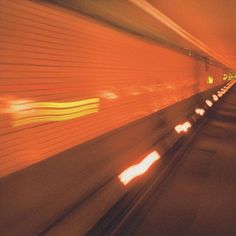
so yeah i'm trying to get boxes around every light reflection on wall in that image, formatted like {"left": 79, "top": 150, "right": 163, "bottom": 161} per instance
{"left": 100, "top": 91, "right": 119, "bottom": 100}
{"left": 4, "top": 98, "right": 100, "bottom": 127}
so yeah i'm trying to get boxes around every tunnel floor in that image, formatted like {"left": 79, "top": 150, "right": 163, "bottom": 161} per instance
{"left": 88, "top": 86, "right": 236, "bottom": 236}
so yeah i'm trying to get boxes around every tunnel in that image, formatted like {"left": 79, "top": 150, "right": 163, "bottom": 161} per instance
{"left": 0, "top": 1, "right": 236, "bottom": 235}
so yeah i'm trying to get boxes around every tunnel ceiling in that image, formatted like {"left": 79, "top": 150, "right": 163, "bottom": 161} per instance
{"left": 51, "top": 0, "right": 235, "bottom": 70}
{"left": 148, "top": 0, "right": 236, "bottom": 70}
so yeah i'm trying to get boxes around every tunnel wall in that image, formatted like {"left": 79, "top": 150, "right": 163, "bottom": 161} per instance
{"left": 0, "top": 0, "right": 226, "bottom": 177}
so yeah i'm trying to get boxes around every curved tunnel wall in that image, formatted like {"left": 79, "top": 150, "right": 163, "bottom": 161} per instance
{"left": 0, "top": 0, "right": 225, "bottom": 177}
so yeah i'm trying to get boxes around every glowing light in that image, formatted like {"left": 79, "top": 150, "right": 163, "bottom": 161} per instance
{"left": 6, "top": 98, "right": 100, "bottom": 126}
{"left": 34, "top": 98, "right": 99, "bottom": 109}
{"left": 14, "top": 104, "right": 99, "bottom": 118}
{"left": 101, "top": 92, "right": 118, "bottom": 100}
{"left": 218, "top": 92, "right": 223, "bottom": 97}
{"left": 220, "top": 87, "right": 227, "bottom": 94}
{"left": 4, "top": 99, "right": 34, "bottom": 113}
{"left": 195, "top": 108, "right": 205, "bottom": 116}
{"left": 131, "top": 91, "right": 142, "bottom": 96}
{"left": 119, "top": 151, "right": 160, "bottom": 185}
{"left": 175, "top": 121, "right": 192, "bottom": 133}
{"left": 223, "top": 73, "right": 236, "bottom": 81}
{"left": 212, "top": 94, "right": 218, "bottom": 101}
{"left": 207, "top": 75, "right": 214, "bottom": 84}
{"left": 14, "top": 108, "right": 99, "bottom": 127}
{"left": 223, "top": 74, "right": 228, "bottom": 80}
{"left": 205, "top": 100, "right": 213, "bottom": 107}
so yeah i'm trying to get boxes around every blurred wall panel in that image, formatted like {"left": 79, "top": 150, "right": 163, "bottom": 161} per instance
{"left": 0, "top": 0, "right": 225, "bottom": 177}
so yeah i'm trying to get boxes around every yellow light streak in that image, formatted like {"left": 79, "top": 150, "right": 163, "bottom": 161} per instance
{"left": 14, "top": 104, "right": 99, "bottom": 119}
{"left": 14, "top": 108, "right": 99, "bottom": 127}
{"left": 34, "top": 98, "right": 100, "bottom": 109}
{"left": 8, "top": 97, "right": 100, "bottom": 127}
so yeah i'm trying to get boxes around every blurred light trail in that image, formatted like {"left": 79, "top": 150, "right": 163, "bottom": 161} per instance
{"left": 205, "top": 100, "right": 213, "bottom": 107}
{"left": 175, "top": 121, "right": 192, "bottom": 133}
{"left": 195, "top": 108, "right": 205, "bottom": 116}
{"left": 14, "top": 109, "right": 99, "bottom": 127}
{"left": 28, "top": 98, "right": 100, "bottom": 109}
{"left": 5, "top": 98, "right": 100, "bottom": 127}
{"left": 119, "top": 151, "right": 160, "bottom": 185}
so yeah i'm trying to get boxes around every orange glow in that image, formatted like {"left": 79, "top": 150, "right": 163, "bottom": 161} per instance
{"left": 205, "top": 100, "right": 213, "bottom": 107}
{"left": 175, "top": 121, "right": 192, "bottom": 133}
{"left": 212, "top": 94, "right": 218, "bottom": 101}
{"left": 118, "top": 151, "right": 160, "bottom": 185}
{"left": 195, "top": 108, "right": 205, "bottom": 116}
